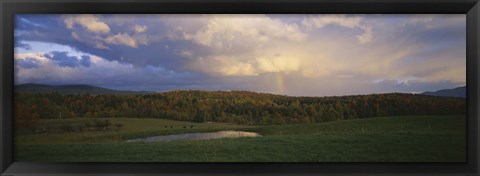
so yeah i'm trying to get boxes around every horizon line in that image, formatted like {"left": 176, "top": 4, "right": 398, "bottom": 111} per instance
{"left": 14, "top": 82, "right": 466, "bottom": 98}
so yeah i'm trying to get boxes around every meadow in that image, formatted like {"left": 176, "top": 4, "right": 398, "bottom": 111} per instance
{"left": 15, "top": 115, "right": 466, "bottom": 162}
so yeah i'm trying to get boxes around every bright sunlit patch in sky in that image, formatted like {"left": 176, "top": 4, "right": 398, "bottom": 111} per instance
{"left": 15, "top": 41, "right": 86, "bottom": 57}
{"left": 14, "top": 14, "right": 466, "bottom": 96}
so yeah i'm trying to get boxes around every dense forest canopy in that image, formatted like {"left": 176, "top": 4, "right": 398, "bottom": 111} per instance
{"left": 14, "top": 90, "right": 466, "bottom": 127}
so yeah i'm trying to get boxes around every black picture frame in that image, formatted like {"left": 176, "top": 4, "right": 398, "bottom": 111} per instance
{"left": 1, "top": 0, "right": 479, "bottom": 175}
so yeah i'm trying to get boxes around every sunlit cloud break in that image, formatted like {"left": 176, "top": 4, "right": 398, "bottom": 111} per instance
{"left": 14, "top": 14, "right": 466, "bottom": 96}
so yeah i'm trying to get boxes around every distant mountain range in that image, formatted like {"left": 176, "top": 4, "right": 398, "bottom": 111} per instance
{"left": 15, "top": 83, "right": 154, "bottom": 95}
{"left": 421, "top": 86, "right": 466, "bottom": 98}
{"left": 15, "top": 83, "right": 467, "bottom": 98}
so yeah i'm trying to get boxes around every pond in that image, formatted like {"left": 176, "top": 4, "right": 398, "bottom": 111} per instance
{"left": 126, "top": 131, "right": 261, "bottom": 142}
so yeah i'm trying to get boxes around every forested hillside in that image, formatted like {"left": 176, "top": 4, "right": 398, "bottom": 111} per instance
{"left": 15, "top": 90, "right": 466, "bottom": 126}
{"left": 421, "top": 86, "right": 466, "bottom": 98}
{"left": 15, "top": 83, "right": 154, "bottom": 95}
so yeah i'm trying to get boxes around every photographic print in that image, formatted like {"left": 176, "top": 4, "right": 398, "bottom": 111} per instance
{"left": 13, "top": 14, "right": 466, "bottom": 162}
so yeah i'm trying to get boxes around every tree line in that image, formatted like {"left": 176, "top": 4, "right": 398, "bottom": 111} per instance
{"left": 14, "top": 90, "right": 466, "bottom": 128}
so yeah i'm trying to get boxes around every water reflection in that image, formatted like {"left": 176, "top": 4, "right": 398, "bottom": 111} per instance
{"left": 127, "top": 131, "right": 261, "bottom": 142}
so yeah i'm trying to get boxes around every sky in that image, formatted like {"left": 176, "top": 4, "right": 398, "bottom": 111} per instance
{"left": 14, "top": 14, "right": 466, "bottom": 96}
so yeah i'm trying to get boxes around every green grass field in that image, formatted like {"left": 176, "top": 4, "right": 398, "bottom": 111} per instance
{"left": 15, "top": 115, "right": 466, "bottom": 162}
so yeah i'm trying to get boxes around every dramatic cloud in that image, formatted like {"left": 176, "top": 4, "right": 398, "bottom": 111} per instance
{"left": 14, "top": 14, "right": 466, "bottom": 96}
{"left": 64, "top": 15, "right": 111, "bottom": 34}
{"left": 16, "top": 58, "right": 40, "bottom": 69}
{"left": 80, "top": 55, "right": 92, "bottom": 67}
{"left": 133, "top": 25, "right": 147, "bottom": 33}
{"left": 302, "top": 15, "right": 373, "bottom": 44}
{"left": 14, "top": 41, "right": 32, "bottom": 50}
{"left": 43, "top": 51, "right": 92, "bottom": 68}
{"left": 44, "top": 51, "right": 82, "bottom": 68}
{"left": 104, "top": 33, "right": 142, "bottom": 48}
{"left": 182, "top": 15, "right": 307, "bottom": 47}
{"left": 14, "top": 51, "right": 215, "bottom": 91}
{"left": 167, "top": 15, "right": 309, "bottom": 76}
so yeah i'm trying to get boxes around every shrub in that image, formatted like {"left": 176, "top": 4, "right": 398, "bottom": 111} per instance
{"left": 85, "top": 121, "right": 94, "bottom": 131}
{"left": 105, "top": 120, "right": 112, "bottom": 131}
{"left": 76, "top": 124, "right": 86, "bottom": 132}
{"left": 61, "top": 124, "right": 74, "bottom": 132}
{"left": 114, "top": 123, "right": 124, "bottom": 131}
{"left": 93, "top": 119, "right": 106, "bottom": 131}
{"left": 14, "top": 102, "right": 40, "bottom": 130}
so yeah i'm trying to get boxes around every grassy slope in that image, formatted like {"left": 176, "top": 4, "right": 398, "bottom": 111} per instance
{"left": 16, "top": 118, "right": 251, "bottom": 144}
{"left": 15, "top": 115, "right": 466, "bottom": 162}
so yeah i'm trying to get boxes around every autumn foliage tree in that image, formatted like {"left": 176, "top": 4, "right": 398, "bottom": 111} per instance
{"left": 14, "top": 91, "right": 466, "bottom": 126}
{"left": 15, "top": 101, "right": 40, "bottom": 129}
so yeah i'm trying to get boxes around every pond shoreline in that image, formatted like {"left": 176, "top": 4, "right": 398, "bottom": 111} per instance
{"left": 126, "top": 131, "right": 261, "bottom": 142}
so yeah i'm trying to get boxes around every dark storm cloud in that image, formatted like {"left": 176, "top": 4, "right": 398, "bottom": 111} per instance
{"left": 95, "top": 70, "right": 220, "bottom": 92}
{"left": 44, "top": 51, "right": 79, "bottom": 68}
{"left": 80, "top": 55, "right": 91, "bottom": 67}
{"left": 16, "top": 58, "right": 40, "bottom": 69}
{"left": 43, "top": 51, "right": 91, "bottom": 68}
{"left": 14, "top": 14, "right": 189, "bottom": 71}
{"left": 15, "top": 15, "right": 125, "bottom": 64}
{"left": 14, "top": 41, "right": 32, "bottom": 50}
